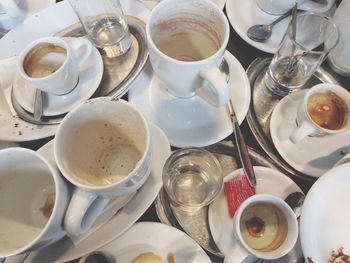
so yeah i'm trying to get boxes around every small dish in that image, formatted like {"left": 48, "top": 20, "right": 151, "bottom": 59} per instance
{"left": 270, "top": 90, "right": 350, "bottom": 177}
{"left": 300, "top": 162, "right": 350, "bottom": 263}
{"left": 12, "top": 37, "right": 103, "bottom": 116}
{"left": 86, "top": 222, "right": 211, "bottom": 262}
{"left": 128, "top": 51, "right": 251, "bottom": 147}
{"left": 208, "top": 166, "right": 303, "bottom": 262}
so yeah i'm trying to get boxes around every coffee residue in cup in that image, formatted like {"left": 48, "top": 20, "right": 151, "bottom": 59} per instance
{"left": 245, "top": 215, "right": 266, "bottom": 237}
{"left": 329, "top": 247, "right": 350, "bottom": 263}
{"left": 307, "top": 91, "right": 348, "bottom": 130}
{"left": 40, "top": 193, "right": 55, "bottom": 219}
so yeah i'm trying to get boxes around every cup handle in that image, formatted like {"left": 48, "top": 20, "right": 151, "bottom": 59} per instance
{"left": 223, "top": 242, "right": 253, "bottom": 263}
{"left": 197, "top": 66, "right": 230, "bottom": 107}
{"left": 69, "top": 38, "right": 93, "bottom": 69}
{"left": 0, "top": 0, "right": 22, "bottom": 18}
{"left": 334, "top": 153, "right": 350, "bottom": 167}
{"left": 289, "top": 121, "right": 318, "bottom": 144}
{"left": 64, "top": 188, "right": 109, "bottom": 236}
{"left": 299, "top": 0, "right": 335, "bottom": 13}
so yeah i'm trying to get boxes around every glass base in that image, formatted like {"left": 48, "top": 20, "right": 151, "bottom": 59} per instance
{"left": 264, "top": 72, "right": 299, "bottom": 97}
{"left": 98, "top": 35, "right": 132, "bottom": 58}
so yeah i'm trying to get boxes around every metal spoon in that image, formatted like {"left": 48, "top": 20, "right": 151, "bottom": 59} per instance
{"left": 220, "top": 59, "right": 256, "bottom": 187}
{"left": 284, "top": 191, "right": 305, "bottom": 219}
{"left": 247, "top": 9, "right": 293, "bottom": 43}
{"left": 33, "top": 89, "right": 43, "bottom": 121}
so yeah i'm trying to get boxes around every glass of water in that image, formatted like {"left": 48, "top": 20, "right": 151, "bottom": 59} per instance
{"left": 68, "top": 0, "right": 131, "bottom": 58}
{"left": 162, "top": 147, "right": 223, "bottom": 211}
{"left": 266, "top": 12, "right": 339, "bottom": 96}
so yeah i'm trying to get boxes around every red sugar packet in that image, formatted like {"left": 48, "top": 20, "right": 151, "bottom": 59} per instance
{"left": 224, "top": 171, "right": 256, "bottom": 218}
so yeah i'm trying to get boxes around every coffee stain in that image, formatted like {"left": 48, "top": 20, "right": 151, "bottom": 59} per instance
{"left": 40, "top": 193, "right": 55, "bottom": 219}
{"left": 245, "top": 215, "right": 266, "bottom": 237}
{"left": 329, "top": 247, "right": 350, "bottom": 263}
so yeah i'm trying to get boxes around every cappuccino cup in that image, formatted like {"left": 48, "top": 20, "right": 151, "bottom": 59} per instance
{"left": 17, "top": 36, "right": 93, "bottom": 96}
{"left": 54, "top": 97, "right": 152, "bottom": 236}
{"left": 146, "top": 0, "right": 230, "bottom": 107}
{"left": 256, "top": 0, "right": 335, "bottom": 15}
{"left": 0, "top": 148, "right": 69, "bottom": 258}
{"left": 289, "top": 84, "right": 350, "bottom": 144}
{"left": 224, "top": 194, "right": 298, "bottom": 262}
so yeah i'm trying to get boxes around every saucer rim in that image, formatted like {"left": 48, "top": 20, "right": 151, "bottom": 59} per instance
{"left": 26, "top": 122, "right": 171, "bottom": 262}
{"left": 128, "top": 50, "right": 251, "bottom": 148}
{"left": 208, "top": 165, "right": 303, "bottom": 261}
{"left": 12, "top": 37, "right": 103, "bottom": 116}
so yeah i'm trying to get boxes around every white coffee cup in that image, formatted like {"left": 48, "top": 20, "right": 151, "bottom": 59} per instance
{"left": 17, "top": 36, "right": 93, "bottom": 96}
{"left": 289, "top": 84, "right": 350, "bottom": 144}
{"left": 224, "top": 194, "right": 298, "bottom": 262}
{"left": 256, "top": 0, "right": 335, "bottom": 15}
{"left": 0, "top": 147, "right": 69, "bottom": 258}
{"left": 327, "top": 0, "right": 350, "bottom": 76}
{"left": 54, "top": 97, "right": 152, "bottom": 236}
{"left": 146, "top": 0, "right": 230, "bottom": 107}
{"left": 0, "top": 0, "right": 22, "bottom": 18}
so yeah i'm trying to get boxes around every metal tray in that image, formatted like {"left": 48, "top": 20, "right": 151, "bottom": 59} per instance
{"left": 57, "top": 15, "right": 148, "bottom": 98}
{"left": 246, "top": 57, "right": 340, "bottom": 182}
{"left": 154, "top": 140, "right": 278, "bottom": 262}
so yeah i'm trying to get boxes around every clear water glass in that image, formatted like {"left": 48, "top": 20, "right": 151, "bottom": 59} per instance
{"left": 162, "top": 147, "right": 223, "bottom": 211}
{"left": 68, "top": 0, "right": 131, "bottom": 58}
{"left": 266, "top": 12, "right": 339, "bottom": 96}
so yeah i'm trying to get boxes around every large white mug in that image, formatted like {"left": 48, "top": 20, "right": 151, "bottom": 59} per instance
{"left": 224, "top": 194, "right": 298, "bottom": 262}
{"left": 289, "top": 84, "right": 350, "bottom": 144}
{"left": 17, "top": 36, "right": 93, "bottom": 96}
{"left": 54, "top": 97, "right": 152, "bottom": 236}
{"left": 0, "top": 147, "right": 69, "bottom": 259}
{"left": 327, "top": 0, "right": 350, "bottom": 76}
{"left": 146, "top": 0, "right": 230, "bottom": 107}
{"left": 256, "top": 0, "right": 335, "bottom": 15}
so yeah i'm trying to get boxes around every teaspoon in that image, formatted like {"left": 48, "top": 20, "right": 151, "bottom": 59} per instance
{"left": 247, "top": 9, "right": 293, "bottom": 43}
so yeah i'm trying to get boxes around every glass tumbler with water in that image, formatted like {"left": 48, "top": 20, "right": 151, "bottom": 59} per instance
{"left": 68, "top": 0, "right": 131, "bottom": 58}
{"left": 266, "top": 12, "right": 339, "bottom": 96}
{"left": 162, "top": 147, "right": 223, "bottom": 211}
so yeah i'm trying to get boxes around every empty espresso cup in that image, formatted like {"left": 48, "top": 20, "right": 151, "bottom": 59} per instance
{"left": 289, "top": 84, "right": 350, "bottom": 144}
{"left": 0, "top": 147, "right": 69, "bottom": 258}
{"left": 17, "top": 36, "right": 93, "bottom": 96}
{"left": 146, "top": 0, "right": 230, "bottom": 107}
{"left": 54, "top": 97, "right": 152, "bottom": 236}
{"left": 256, "top": 0, "right": 335, "bottom": 15}
{"left": 224, "top": 194, "right": 298, "bottom": 262}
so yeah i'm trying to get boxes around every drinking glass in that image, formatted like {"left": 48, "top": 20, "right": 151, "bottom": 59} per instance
{"left": 68, "top": 0, "right": 131, "bottom": 58}
{"left": 266, "top": 12, "right": 339, "bottom": 96}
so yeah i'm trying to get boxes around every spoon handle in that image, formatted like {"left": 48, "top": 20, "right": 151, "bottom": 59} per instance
{"left": 271, "top": 9, "right": 293, "bottom": 26}
{"left": 228, "top": 99, "right": 256, "bottom": 188}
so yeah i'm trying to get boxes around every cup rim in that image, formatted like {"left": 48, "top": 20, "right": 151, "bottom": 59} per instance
{"left": 162, "top": 146, "right": 224, "bottom": 208}
{"left": 54, "top": 97, "right": 152, "bottom": 191}
{"left": 0, "top": 147, "right": 62, "bottom": 258}
{"left": 286, "top": 12, "right": 340, "bottom": 55}
{"left": 17, "top": 36, "right": 70, "bottom": 82}
{"left": 146, "top": 0, "right": 230, "bottom": 65}
{"left": 303, "top": 83, "right": 350, "bottom": 134}
{"left": 233, "top": 193, "right": 298, "bottom": 260}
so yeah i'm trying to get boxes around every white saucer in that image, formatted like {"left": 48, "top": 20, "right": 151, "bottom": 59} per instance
{"left": 83, "top": 222, "right": 211, "bottom": 262}
{"left": 12, "top": 38, "right": 103, "bottom": 116}
{"left": 225, "top": 0, "right": 289, "bottom": 54}
{"left": 300, "top": 162, "right": 350, "bottom": 263}
{"left": 25, "top": 123, "right": 171, "bottom": 263}
{"left": 0, "top": 0, "right": 55, "bottom": 31}
{"left": 270, "top": 90, "right": 350, "bottom": 178}
{"left": 128, "top": 51, "right": 251, "bottom": 147}
{"left": 208, "top": 166, "right": 303, "bottom": 263}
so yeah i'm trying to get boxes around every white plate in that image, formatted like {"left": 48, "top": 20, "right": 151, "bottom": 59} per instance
{"left": 225, "top": 0, "right": 288, "bottom": 54}
{"left": 300, "top": 162, "right": 350, "bottom": 263}
{"left": 208, "top": 166, "right": 303, "bottom": 263}
{"left": 89, "top": 221, "right": 211, "bottom": 262}
{"left": 270, "top": 90, "right": 350, "bottom": 178}
{"left": 128, "top": 51, "right": 251, "bottom": 147}
{"left": 25, "top": 123, "right": 171, "bottom": 262}
{"left": 12, "top": 37, "right": 103, "bottom": 116}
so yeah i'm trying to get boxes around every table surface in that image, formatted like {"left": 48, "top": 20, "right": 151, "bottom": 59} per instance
{"left": 15, "top": 0, "right": 349, "bottom": 262}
